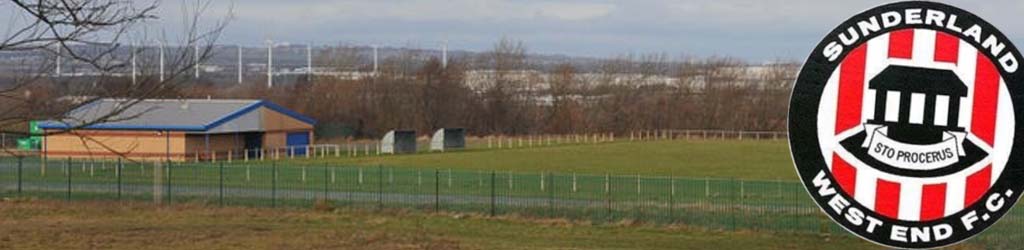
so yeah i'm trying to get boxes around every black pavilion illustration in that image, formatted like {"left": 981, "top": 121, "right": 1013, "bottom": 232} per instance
{"left": 867, "top": 65, "right": 968, "bottom": 144}
{"left": 840, "top": 65, "right": 985, "bottom": 177}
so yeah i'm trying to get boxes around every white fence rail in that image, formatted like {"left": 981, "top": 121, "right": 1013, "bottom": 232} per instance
{"left": 22, "top": 130, "right": 787, "bottom": 163}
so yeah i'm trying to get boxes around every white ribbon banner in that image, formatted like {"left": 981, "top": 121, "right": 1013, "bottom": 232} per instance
{"left": 860, "top": 124, "right": 966, "bottom": 171}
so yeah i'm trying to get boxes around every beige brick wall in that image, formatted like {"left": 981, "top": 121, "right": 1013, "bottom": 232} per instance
{"left": 43, "top": 130, "right": 187, "bottom": 161}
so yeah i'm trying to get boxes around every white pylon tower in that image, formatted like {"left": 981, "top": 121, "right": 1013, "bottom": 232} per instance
{"left": 237, "top": 46, "right": 243, "bottom": 84}
{"left": 267, "top": 40, "right": 274, "bottom": 88}
{"left": 194, "top": 43, "right": 200, "bottom": 79}
{"left": 54, "top": 45, "right": 61, "bottom": 77}
{"left": 159, "top": 42, "right": 165, "bottom": 82}
{"left": 372, "top": 44, "right": 378, "bottom": 76}
{"left": 131, "top": 44, "right": 137, "bottom": 85}
{"left": 306, "top": 43, "right": 313, "bottom": 81}
{"left": 442, "top": 39, "right": 448, "bottom": 69}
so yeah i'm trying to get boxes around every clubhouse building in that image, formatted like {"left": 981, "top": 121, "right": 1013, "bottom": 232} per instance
{"left": 38, "top": 99, "right": 316, "bottom": 162}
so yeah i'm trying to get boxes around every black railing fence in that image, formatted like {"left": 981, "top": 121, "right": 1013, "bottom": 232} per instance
{"left": 0, "top": 157, "right": 1020, "bottom": 247}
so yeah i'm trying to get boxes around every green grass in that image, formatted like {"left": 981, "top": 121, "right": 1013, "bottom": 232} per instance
{"left": 4, "top": 140, "right": 1023, "bottom": 248}
{"left": 0, "top": 199, "right": 883, "bottom": 250}
{"left": 0, "top": 155, "right": 838, "bottom": 234}
{"left": 17, "top": 139, "right": 795, "bottom": 180}
{"left": 294, "top": 139, "right": 797, "bottom": 180}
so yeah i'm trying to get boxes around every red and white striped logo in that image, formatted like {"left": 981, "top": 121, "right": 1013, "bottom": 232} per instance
{"left": 789, "top": 2, "right": 1024, "bottom": 248}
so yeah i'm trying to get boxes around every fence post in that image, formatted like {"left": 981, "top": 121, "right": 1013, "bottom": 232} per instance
{"left": 636, "top": 174, "right": 642, "bottom": 221}
{"left": 669, "top": 177, "right": 675, "bottom": 222}
{"left": 323, "top": 163, "right": 329, "bottom": 200}
{"left": 490, "top": 171, "right": 496, "bottom": 217}
{"left": 636, "top": 175, "right": 641, "bottom": 195}
{"left": 705, "top": 177, "right": 710, "bottom": 197}
{"left": 377, "top": 165, "right": 383, "bottom": 210}
{"left": 572, "top": 173, "right": 578, "bottom": 193}
{"left": 605, "top": 174, "right": 611, "bottom": 220}
{"left": 272, "top": 161, "right": 277, "bottom": 207}
{"left": 434, "top": 169, "right": 440, "bottom": 212}
{"left": 547, "top": 172, "right": 554, "bottom": 217}
{"left": 740, "top": 179, "right": 745, "bottom": 198}
{"left": 540, "top": 173, "right": 545, "bottom": 191}
{"left": 16, "top": 156, "right": 22, "bottom": 196}
{"left": 40, "top": 154, "right": 46, "bottom": 177}
{"left": 65, "top": 157, "right": 71, "bottom": 201}
{"left": 731, "top": 178, "right": 737, "bottom": 231}
{"left": 219, "top": 162, "right": 224, "bottom": 206}
{"left": 116, "top": 158, "right": 122, "bottom": 200}
{"left": 152, "top": 162, "right": 162, "bottom": 204}
{"left": 166, "top": 161, "right": 172, "bottom": 204}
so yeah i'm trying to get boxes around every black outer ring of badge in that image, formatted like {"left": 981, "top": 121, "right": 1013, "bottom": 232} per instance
{"left": 789, "top": 1, "right": 1024, "bottom": 249}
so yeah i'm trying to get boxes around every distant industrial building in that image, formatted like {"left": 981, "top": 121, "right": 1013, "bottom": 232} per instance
{"left": 39, "top": 99, "right": 316, "bottom": 161}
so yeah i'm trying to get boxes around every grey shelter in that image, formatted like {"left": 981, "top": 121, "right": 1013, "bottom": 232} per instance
{"left": 430, "top": 128, "right": 466, "bottom": 151}
{"left": 381, "top": 130, "right": 417, "bottom": 154}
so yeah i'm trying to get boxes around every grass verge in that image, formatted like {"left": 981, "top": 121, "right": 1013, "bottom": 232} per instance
{"left": 0, "top": 198, "right": 884, "bottom": 250}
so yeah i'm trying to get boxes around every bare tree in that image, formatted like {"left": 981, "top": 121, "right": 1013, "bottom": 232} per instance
{"left": 480, "top": 37, "right": 528, "bottom": 134}
{"left": 0, "top": 0, "right": 228, "bottom": 156}
{"left": 417, "top": 57, "right": 468, "bottom": 132}
{"left": 748, "top": 61, "right": 797, "bottom": 130}
{"left": 213, "top": 37, "right": 794, "bottom": 140}
{"left": 546, "top": 63, "right": 583, "bottom": 133}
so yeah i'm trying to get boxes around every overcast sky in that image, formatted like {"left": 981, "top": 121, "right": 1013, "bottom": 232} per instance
{"left": 17, "top": 1, "right": 1024, "bottom": 61}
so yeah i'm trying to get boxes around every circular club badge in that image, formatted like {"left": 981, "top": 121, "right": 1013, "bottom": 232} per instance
{"left": 789, "top": 1, "right": 1024, "bottom": 248}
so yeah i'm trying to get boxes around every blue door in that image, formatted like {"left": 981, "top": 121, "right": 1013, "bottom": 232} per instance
{"left": 286, "top": 132, "right": 310, "bottom": 156}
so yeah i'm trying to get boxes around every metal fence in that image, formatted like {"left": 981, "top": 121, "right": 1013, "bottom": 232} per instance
{"left": 0, "top": 157, "right": 1020, "bottom": 247}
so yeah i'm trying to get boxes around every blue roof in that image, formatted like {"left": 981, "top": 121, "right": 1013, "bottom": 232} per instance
{"left": 38, "top": 99, "right": 316, "bottom": 132}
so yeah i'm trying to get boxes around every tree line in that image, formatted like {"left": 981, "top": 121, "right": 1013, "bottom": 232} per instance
{"left": 170, "top": 38, "right": 798, "bottom": 139}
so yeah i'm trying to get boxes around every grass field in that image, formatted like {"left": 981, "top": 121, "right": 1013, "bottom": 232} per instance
{"left": 293, "top": 139, "right": 797, "bottom": 180}
{"left": 0, "top": 156, "right": 829, "bottom": 232}
{"left": 3, "top": 140, "right": 1021, "bottom": 249}
{"left": 0, "top": 199, "right": 883, "bottom": 250}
